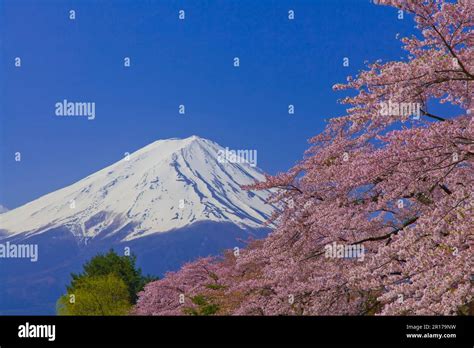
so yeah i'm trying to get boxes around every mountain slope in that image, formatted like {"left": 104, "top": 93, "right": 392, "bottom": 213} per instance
{"left": 0, "top": 136, "right": 276, "bottom": 314}
{"left": 0, "top": 136, "right": 274, "bottom": 241}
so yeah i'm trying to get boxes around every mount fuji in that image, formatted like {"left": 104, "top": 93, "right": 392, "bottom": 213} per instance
{"left": 0, "top": 136, "right": 276, "bottom": 314}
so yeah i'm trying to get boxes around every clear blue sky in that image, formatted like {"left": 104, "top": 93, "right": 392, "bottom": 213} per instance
{"left": 0, "top": 0, "right": 417, "bottom": 209}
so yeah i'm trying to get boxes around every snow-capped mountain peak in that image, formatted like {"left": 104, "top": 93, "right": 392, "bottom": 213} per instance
{"left": 0, "top": 136, "right": 274, "bottom": 241}
{"left": 0, "top": 205, "right": 9, "bottom": 214}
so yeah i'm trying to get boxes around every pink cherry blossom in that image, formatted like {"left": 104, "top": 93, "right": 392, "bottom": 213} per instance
{"left": 134, "top": 0, "right": 473, "bottom": 316}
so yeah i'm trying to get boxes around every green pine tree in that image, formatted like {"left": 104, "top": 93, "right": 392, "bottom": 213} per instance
{"left": 57, "top": 249, "right": 157, "bottom": 315}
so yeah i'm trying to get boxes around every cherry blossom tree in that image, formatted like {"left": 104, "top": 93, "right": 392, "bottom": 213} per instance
{"left": 133, "top": 257, "right": 223, "bottom": 315}
{"left": 134, "top": 0, "right": 473, "bottom": 316}
{"left": 134, "top": 251, "right": 243, "bottom": 315}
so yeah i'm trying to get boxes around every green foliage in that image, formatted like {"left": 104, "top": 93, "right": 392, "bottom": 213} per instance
{"left": 183, "top": 295, "right": 219, "bottom": 316}
{"left": 205, "top": 283, "right": 226, "bottom": 290}
{"left": 457, "top": 300, "right": 474, "bottom": 315}
{"left": 56, "top": 274, "right": 131, "bottom": 315}
{"left": 67, "top": 249, "right": 156, "bottom": 304}
{"left": 57, "top": 249, "right": 157, "bottom": 315}
{"left": 362, "top": 291, "right": 383, "bottom": 316}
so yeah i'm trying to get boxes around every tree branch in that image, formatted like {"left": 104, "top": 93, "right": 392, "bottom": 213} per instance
{"left": 420, "top": 109, "right": 446, "bottom": 122}
{"left": 351, "top": 216, "right": 419, "bottom": 245}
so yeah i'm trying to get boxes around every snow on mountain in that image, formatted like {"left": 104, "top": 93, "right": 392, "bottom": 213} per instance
{"left": 0, "top": 136, "right": 275, "bottom": 241}
{"left": 0, "top": 205, "right": 8, "bottom": 214}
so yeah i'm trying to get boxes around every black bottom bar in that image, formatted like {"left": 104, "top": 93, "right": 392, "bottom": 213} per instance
{"left": 0, "top": 316, "right": 472, "bottom": 346}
